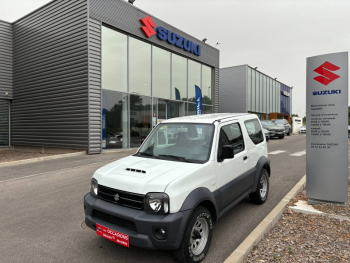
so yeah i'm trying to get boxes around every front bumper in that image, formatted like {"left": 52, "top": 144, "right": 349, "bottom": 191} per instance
{"left": 84, "top": 193, "right": 191, "bottom": 250}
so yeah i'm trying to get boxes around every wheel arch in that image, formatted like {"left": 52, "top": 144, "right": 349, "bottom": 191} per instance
{"left": 252, "top": 156, "right": 270, "bottom": 191}
{"left": 179, "top": 187, "right": 219, "bottom": 223}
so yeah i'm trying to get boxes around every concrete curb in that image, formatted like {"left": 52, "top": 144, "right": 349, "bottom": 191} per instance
{"left": 0, "top": 151, "right": 86, "bottom": 168}
{"left": 224, "top": 175, "right": 307, "bottom": 263}
{"left": 101, "top": 148, "right": 136, "bottom": 154}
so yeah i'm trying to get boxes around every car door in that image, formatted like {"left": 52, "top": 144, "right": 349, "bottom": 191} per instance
{"left": 215, "top": 121, "right": 249, "bottom": 210}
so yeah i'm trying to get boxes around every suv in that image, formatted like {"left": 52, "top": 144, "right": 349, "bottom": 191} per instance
{"left": 84, "top": 113, "right": 270, "bottom": 263}
{"left": 260, "top": 120, "right": 285, "bottom": 139}
{"left": 271, "top": 119, "right": 291, "bottom": 136}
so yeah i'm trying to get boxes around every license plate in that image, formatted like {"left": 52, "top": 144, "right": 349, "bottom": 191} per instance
{"left": 277, "top": 132, "right": 283, "bottom": 134}
{"left": 96, "top": 223, "right": 129, "bottom": 247}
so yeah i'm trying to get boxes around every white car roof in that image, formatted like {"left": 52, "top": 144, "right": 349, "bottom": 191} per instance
{"left": 161, "top": 113, "right": 258, "bottom": 124}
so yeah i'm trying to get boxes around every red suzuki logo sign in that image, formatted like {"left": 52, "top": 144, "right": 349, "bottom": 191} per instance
{"left": 140, "top": 16, "right": 156, "bottom": 38}
{"left": 313, "top": 61, "right": 340, "bottom": 85}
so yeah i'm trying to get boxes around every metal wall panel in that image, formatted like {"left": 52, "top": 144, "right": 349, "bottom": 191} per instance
{"left": 88, "top": 18, "right": 102, "bottom": 153}
{"left": 0, "top": 21, "right": 13, "bottom": 100}
{"left": 11, "top": 0, "right": 89, "bottom": 149}
{"left": 219, "top": 66, "right": 247, "bottom": 113}
{"left": 89, "top": 0, "right": 219, "bottom": 68}
{"left": 214, "top": 67, "right": 219, "bottom": 113}
{"left": 0, "top": 99, "right": 9, "bottom": 146}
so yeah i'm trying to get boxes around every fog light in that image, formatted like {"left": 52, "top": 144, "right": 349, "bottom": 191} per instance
{"left": 159, "top": 229, "right": 166, "bottom": 235}
{"left": 153, "top": 227, "right": 167, "bottom": 240}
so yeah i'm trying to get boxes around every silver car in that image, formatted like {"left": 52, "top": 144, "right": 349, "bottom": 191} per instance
{"left": 272, "top": 119, "right": 291, "bottom": 136}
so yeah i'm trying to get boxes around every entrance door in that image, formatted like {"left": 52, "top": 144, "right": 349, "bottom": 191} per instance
{"left": 157, "top": 100, "right": 185, "bottom": 123}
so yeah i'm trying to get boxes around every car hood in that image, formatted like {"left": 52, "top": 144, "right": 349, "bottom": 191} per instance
{"left": 262, "top": 125, "right": 284, "bottom": 131}
{"left": 93, "top": 156, "right": 201, "bottom": 194}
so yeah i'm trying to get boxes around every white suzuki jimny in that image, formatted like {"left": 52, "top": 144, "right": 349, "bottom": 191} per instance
{"left": 84, "top": 113, "right": 270, "bottom": 263}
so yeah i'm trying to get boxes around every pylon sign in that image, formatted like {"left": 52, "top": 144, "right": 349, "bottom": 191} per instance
{"left": 306, "top": 52, "right": 348, "bottom": 203}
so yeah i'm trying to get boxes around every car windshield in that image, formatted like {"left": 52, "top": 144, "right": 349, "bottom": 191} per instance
{"left": 301, "top": 126, "right": 306, "bottom": 128}
{"left": 136, "top": 123, "right": 214, "bottom": 163}
{"left": 261, "top": 121, "right": 275, "bottom": 126}
{"left": 273, "top": 120, "right": 284, "bottom": 124}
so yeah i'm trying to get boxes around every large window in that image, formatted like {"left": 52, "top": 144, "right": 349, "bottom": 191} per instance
{"left": 130, "top": 94, "right": 152, "bottom": 148}
{"left": 188, "top": 60, "right": 201, "bottom": 103}
{"left": 102, "top": 27, "right": 127, "bottom": 92}
{"left": 202, "top": 65, "right": 212, "bottom": 105}
{"left": 153, "top": 47, "right": 170, "bottom": 99}
{"left": 172, "top": 54, "right": 187, "bottom": 101}
{"left": 0, "top": 99, "right": 9, "bottom": 146}
{"left": 102, "top": 91, "right": 128, "bottom": 149}
{"left": 129, "top": 37, "right": 151, "bottom": 95}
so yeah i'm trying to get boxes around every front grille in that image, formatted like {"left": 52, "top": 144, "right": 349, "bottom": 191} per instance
{"left": 93, "top": 210, "right": 137, "bottom": 232}
{"left": 98, "top": 185, "right": 144, "bottom": 210}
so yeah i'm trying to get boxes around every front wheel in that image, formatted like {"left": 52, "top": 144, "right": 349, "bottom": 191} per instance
{"left": 287, "top": 130, "right": 291, "bottom": 136}
{"left": 173, "top": 207, "right": 213, "bottom": 263}
{"left": 249, "top": 168, "right": 269, "bottom": 204}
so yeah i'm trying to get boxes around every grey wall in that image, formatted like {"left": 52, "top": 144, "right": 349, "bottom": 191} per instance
{"left": 88, "top": 18, "right": 102, "bottom": 153}
{"left": 219, "top": 65, "right": 247, "bottom": 113}
{"left": 89, "top": 0, "right": 219, "bottom": 69}
{"left": 11, "top": 0, "right": 89, "bottom": 150}
{"left": 0, "top": 21, "right": 13, "bottom": 100}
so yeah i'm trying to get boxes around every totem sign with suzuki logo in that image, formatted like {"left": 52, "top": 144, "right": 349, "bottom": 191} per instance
{"left": 306, "top": 52, "right": 348, "bottom": 204}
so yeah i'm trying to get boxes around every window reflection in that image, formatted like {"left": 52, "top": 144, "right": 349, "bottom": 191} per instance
{"left": 172, "top": 54, "right": 187, "bottom": 101}
{"left": 130, "top": 94, "right": 152, "bottom": 148}
{"left": 129, "top": 37, "right": 151, "bottom": 95}
{"left": 202, "top": 65, "right": 212, "bottom": 105}
{"left": 102, "top": 90, "right": 129, "bottom": 149}
{"left": 188, "top": 60, "right": 201, "bottom": 103}
{"left": 102, "top": 27, "right": 127, "bottom": 92}
{"left": 153, "top": 47, "right": 170, "bottom": 99}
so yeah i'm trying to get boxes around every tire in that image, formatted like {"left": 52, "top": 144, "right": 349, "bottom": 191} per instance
{"left": 278, "top": 135, "right": 284, "bottom": 139}
{"left": 249, "top": 168, "right": 269, "bottom": 204}
{"left": 287, "top": 129, "right": 291, "bottom": 136}
{"left": 173, "top": 207, "right": 213, "bottom": 263}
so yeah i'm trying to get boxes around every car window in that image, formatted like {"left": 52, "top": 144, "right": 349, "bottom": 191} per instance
{"left": 218, "top": 123, "right": 244, "bottom": 159}
{"left": 245, "top": 119, "right": 264, "bottom": 145}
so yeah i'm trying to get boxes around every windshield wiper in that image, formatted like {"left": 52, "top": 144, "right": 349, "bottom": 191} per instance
{"left": 136, "top": 152, "right": 159, "bottom": 158}
{"left": 158, "top": 154, "right": 193, "bottom": 163}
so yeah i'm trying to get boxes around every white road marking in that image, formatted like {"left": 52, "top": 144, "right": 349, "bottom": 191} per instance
{"left": 290, "top": 150, "right": 306, "bottom": 157}
{"left": 269, "top": 150, "right": 286, "bottom": 155}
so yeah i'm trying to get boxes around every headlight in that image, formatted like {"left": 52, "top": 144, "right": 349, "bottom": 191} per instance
{"left": 144, "top": 193, "right": 169, "bottom": 214}
{"left": 90, "top": 178, "right": 98, "bottom": 197}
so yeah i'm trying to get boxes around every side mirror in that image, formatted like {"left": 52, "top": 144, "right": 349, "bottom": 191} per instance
{"left": 221, "top": 145, "right": 234, "bottom": 161}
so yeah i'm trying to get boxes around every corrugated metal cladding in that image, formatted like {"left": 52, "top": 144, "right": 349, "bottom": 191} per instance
{"left": 88, "top": 18, "right": 102, "bottom": 153}
{"left": 280, "top": 84, "right": 291, "bottom": 115}
{"left": 0, "top": 21, "right": 13, "bottom": 100}
{"left": 89, "top": 0, "right": 219, "bottom": 68}
{"left": 219, "top": 66, "right": 247, "bottom": 113}
{"left": 11, "top": 0, "right": 90, "bottom": 149}
{"left": 0, "top": 99, "right": 9, "bottom": 145}
{"left": 214, "top": 68, "right": 219, "bottom": 113}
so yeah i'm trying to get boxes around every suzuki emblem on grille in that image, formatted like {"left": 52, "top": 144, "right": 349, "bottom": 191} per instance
{"left": 114, "top": 194, "right": 120, "bottom": 202}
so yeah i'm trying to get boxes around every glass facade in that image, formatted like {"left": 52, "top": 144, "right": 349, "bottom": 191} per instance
{"left": 247, "top": 66, "right": 291, "bottom": 119}
{"left": 101, "top": 26, "right": 214, "bottom": 149}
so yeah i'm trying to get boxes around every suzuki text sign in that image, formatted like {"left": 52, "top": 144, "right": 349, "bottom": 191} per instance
{"left": 306, "top": 52, "right": 348, "bottom": 203}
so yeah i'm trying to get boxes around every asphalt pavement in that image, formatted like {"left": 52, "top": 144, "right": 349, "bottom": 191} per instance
{"left": 0, "top": 134, "right": 306, "bottom": 263}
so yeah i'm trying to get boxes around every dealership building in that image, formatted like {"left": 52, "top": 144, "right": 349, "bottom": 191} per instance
{"left": 219, "top": 65, "right": 292, "bottom": 122}
{"left": 0, "top": 0, "right": 219, "bottom": 153}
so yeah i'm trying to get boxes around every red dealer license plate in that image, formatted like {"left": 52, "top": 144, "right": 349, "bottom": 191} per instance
{"left": 96, "top": 223, "right": 129, "bottom": 247}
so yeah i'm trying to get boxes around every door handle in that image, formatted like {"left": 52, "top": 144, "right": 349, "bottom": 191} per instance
{"left": 243, "top": 156, "right": 248, "bottom": 161}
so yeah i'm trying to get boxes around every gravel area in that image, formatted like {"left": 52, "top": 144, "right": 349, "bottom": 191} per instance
{"left": 0, "top": 151, "right": 58, "bottom": 163}
{"left": 244, "top": 188, "right": 350, "bottom": 263}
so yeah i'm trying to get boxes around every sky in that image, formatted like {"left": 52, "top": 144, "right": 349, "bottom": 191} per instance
{"left": 1, "top": 0, "right": 350, "bottom": 119}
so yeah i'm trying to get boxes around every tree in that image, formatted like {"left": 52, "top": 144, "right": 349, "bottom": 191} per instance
{"left": 303, "top": 116, "right": 306, "bottom": 126}
{"left": 292, "top": 114, "right": 299, "bottom": 117}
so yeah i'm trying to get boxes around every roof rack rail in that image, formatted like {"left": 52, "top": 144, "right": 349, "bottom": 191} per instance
{"left": 212, "top": 113, "right": 250, "bottom": 124}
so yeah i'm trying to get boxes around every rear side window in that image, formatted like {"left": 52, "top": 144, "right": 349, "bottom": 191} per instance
{"left": 218, "top": 123, "right": 244, "bottom": 159}
{"left": 245, "top": 119, "right": 264, "bottom": 144}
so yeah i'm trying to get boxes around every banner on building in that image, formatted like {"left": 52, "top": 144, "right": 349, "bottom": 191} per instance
{"left": 195, "top": 85, "right": 202, "bottom": 115}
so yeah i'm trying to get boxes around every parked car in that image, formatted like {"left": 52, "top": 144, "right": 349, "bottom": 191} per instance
{"left": 84, "top": 113, "right": 270, "bottom": 263}
{"left": 271, "top": 119, "right": 291, "bottom": 136}
{"left": 348, "top": 126, "right": 350, "bottom": 138}
{"left": 299, "top": 126, "right": 306, "bottom": 134}
{"left": 260, "top": 120, "right": 285, "bottom": 139}
{"left": 263, "top": 128, "right": 270, "bottom": 142}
